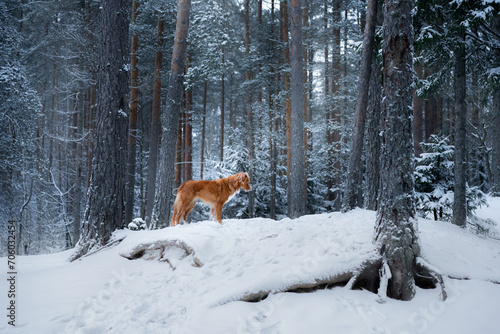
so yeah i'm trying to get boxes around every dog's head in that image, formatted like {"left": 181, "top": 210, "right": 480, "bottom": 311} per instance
{"left": 233, "top": 172, "right": 251, "bottom": 191}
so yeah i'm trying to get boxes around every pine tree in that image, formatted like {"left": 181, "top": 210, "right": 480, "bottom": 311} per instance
{"left": 151, "top": 0, "right": 191, "bottom": 228}
{"left": 374, "top": 0, "right": 418, "bottom": 301}
{"left": 288, "top": 0, "right": 306, "bottom": 218}
{"left": 71, "top": 0, "right": 130, "bottom": 261}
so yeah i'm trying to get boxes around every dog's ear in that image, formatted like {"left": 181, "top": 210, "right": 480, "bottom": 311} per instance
{"left": 237, "top": 172, "right": 249, "bottom": 183}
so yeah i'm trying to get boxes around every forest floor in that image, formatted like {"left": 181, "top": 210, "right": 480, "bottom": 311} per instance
{"left": 2, "top": 198, "right": 500, "bottom": 334}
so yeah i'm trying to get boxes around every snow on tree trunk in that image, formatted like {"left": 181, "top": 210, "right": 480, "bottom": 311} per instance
{"left": 126, "top": 0, "right": 140, "bottom": 226}
{"left": 71, "top": 0, "right": 130, "bottom": 261}
{"left": 374, "top": 0, "right": 419, "bottom": 301}
{"left": 289, "top": 0, "right": 306, "bottom": 218}
{"left": 365, "top": 57, "right": 382, "bottom": 211}
{"left": 244, "top": 0, "right": 255, "bottom": 218}
{"left": 145, "top": 14, "right": 164, "bottom": 228}
{"left": 344, "top": 0, "right": 378, "bottom": 211}
{"left": 493, "top": 91, "right": 500, "bottom": 195}
{"left": 452, "top": 27, "right": 467, "bottom": 228}
{"left": 151, "top": 0, "right": 191, "bottom": 228}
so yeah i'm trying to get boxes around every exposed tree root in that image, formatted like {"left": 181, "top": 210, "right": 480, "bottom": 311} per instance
{"left": 239, "top": 271, "right": 355, "bottom": 303}
{"left": 416, "top": 257, "right": 447, "bottom": 301}
{"left": 236, "top": 258, "right": 383, "bottom": 304}
{"left": 233, "top": 256, "right": 453, "bottom": 304}
{"left": 120, "top": 239, "right": 203, "bottom": 269}
{"left": 70, "top": 237, "right": 125, "bottom": 262}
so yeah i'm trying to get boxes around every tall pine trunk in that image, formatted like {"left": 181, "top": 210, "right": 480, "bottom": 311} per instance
{"left": 71, "top": 0, "right": 130, "bottom": 261}
{"left": 365, "top": 53, "right": 382, "bottom": 211}
{"left": 126, "top": 0, "right": 140, "bottom": 226}
{"left": 374, "top": 0, "right": 419, "bottom": 301}
{"left": 343, "top": 0, "right": 378, "bottom": 211}
{"left": 452, "top": 27, "right": 467, "bottom": 227}
{"left": 245, "top": 0, "right": 255, "bottom": 218}
{"left": 288, "top": 0, "right": 306, "bottom": 218}
{"left": 145, "top": 14, "right": 164, "bottom": 227}
{"left": 151, "top": 0, "right": 191, "bottom": 228}
{"left": 493, "top": 91, "right": 500, "bottom": 195}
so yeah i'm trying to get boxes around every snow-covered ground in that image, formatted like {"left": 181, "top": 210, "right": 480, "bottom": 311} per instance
{"left": 2, "top": 198, "right": 500, "bottom": 334}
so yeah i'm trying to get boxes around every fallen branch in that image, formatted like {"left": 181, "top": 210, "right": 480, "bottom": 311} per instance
{"left": 120, "top": 239, "right": 203, "bottom": 268}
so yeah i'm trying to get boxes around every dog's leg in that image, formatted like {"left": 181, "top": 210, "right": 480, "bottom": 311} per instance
{"left": 171, "top": 199, "right": 184, "bottom": 226}
{"left": 209, "top": 206, "right": 215, "bottom": 221}
{"left": 182, "top": 201, "right": 196, "bottom": 223}
{"left": 215, "top": 203, "right": 223, "bottom": 224}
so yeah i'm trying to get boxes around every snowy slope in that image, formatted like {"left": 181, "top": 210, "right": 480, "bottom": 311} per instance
{"left": 1, "top": 203, "right": 500, "bottom": 334}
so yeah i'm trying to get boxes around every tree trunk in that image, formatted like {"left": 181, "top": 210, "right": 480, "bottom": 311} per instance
{"left": 126, "top": 0, "right": 140, "bottom": 226}
{"left": 220, "top": 58, "right": 225, "bottom": 162}
{"left": 364, "top": 53, "right": 382, "bottom": 211}
{"left": 492, "top": 90, "right": 500, "bottom": 195}
{"left": 269, "top": 0, "right": 277, "bottom": 220}
{"left": 374, "top": 0, "right": 418, "bottom": 301}
{"left": 71, "top": 0, "right": 130, "bottom": 261}
{"left": 302, "top": 0, "right": 309, "bottom": 200}
{"left": 145, "top": 14, "right": 164, "bottom": 228}
{"left": 413, "top": 61, "right": 424, "bottom": 157}
{"left": 452, "top": 27, "right": 467, "bottom": 227}
{"left": 201, "top": 81, "right": 207, "bottom": 179}
{"left": 343, "top": 0, "right": 378, "bottom": 211}
{"left": 151, "top": 0, "right": 191, "bottom": 228}
{"left": 184, "top": 72, "right": 193, "bottom": 182}
{"left": 245, "top": 0, "right": 255, "bottom": 218}
{"left": 288, "top": 0, "right": 306, "bottom": 218}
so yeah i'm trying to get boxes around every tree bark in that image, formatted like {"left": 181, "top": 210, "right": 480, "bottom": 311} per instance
{"left": 71, "top": 0, "right": 130, "bottom": 261}
{"left": 126, "top": 0, "right": 140, "bottom": 226}
{"left": 374, "top": 0, "right": 419, "bottom": 301}
{"left": 184, "top": 73, "right": 193, "bottom": 182}
{"left": 413, "top": 61, "right": 424, "bottom": 157}
{"left": 151, "top": 0, "right": 191, "bottom": 228}
{"left": 145, "top": 14, "right": 164, "bottom": 228}
{"left": 343, "top": 0, "right": 378, "bottom": 211}
{"left": 452, "top": 27, "right": 467, "bottom": 227}
{"left": 288, "top": 0, "right": 306, "bottom": 218}
{"left": 245, "top": 0, "right": 255, "bottom": 218}
{"left": 492, "top": 90, "right": 500, "bottom": 195}
{"left": 201, "top": 81, "right": 207, "bottom": 179}
{"left": 364, "top": 54, "right": 382, "bottom": 211}
{"left": 269, "top": 0, "right": 277, "bottom": 220}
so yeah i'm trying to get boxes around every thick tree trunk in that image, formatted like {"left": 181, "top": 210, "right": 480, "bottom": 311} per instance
{"left": 343, "top": 0, "right": 378, "bottom": 211}
{"left": 374, "top": 0, "right": 418, "bottom": 301}
{"left": 452, "top": 28, "right": 467, "bottom": 227}
{"left": 151, "top": 0, "right": 191, "bottom": 228}
{"left": 145, "top": 14, "right": 164, "bottom": 228}
{"left": 71, "top": 0, "right": 130, "bottom": 261}
{"left": 364, "top": 55, "right": 382, "bottom": 211}
{"left": 288, "top": 0, "right": 306, "bottom": 218}
{"left": 126, "top": 0, "right": 140, "bottom": 226}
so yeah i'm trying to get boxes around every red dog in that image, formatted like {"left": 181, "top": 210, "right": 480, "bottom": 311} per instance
{"left": 171, "top": 172, "right": 251, "bottom": 226}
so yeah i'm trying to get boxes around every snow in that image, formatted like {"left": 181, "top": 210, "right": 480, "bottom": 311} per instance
{"left": 1, "top": 201, "right": 500, "bottom": 334}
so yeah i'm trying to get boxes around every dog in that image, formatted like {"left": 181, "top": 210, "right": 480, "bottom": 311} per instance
{"left": 171, "top": 172, "right": 251, "bottom": 226}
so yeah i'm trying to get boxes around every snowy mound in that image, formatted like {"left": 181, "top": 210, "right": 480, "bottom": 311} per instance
{"left": 2, "top": 207, "right": 500, "bottom": 334}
